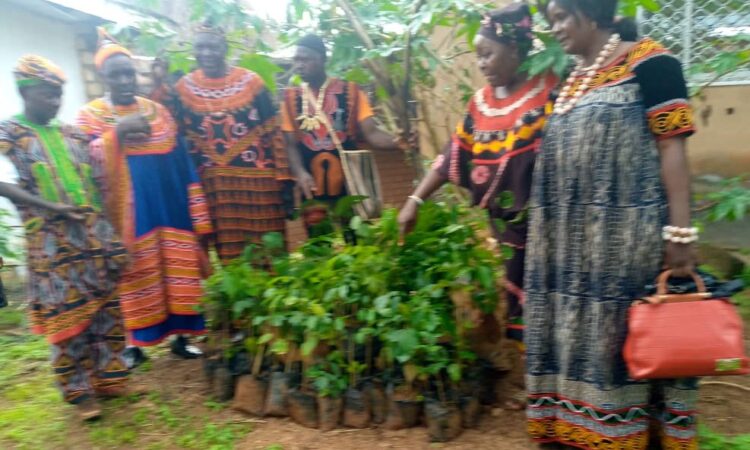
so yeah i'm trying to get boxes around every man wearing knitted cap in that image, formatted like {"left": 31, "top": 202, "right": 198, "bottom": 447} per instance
{"left": 173, "top": 22, "right": 295, "bottom": 263}
{"left": 77, "top": 29, "right": 213, "bottom": 365}
{"left": 0, "top": 55, "right": 130, "bottom": 420}
{"left": 281, "top": 34, "right": 413, "bottom": 237}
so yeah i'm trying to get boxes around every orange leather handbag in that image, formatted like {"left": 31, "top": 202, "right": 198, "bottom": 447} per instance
{"left": 624, "top": 270, "right": 749, "bottom": 379}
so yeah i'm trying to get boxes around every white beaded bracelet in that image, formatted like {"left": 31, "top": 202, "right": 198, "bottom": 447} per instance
{"left": 662, "top": 226, "right": 699, "bottom": 244}
{"left": 408, "top": 195, "right": 424, "bottom": 205}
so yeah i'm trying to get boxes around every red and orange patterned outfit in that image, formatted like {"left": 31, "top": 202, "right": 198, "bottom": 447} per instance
{"left": 435, "top": 73, "right": 557, "bottom": 342}
{"left": 76, "top": 96, "right": 212, "bottom": 346}
{"left": 174, "top": 67, "right": 292, "bottom": 263}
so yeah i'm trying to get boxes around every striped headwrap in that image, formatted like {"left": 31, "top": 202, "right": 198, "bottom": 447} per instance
{"left": 14, "top": 55, "right": 66, "bottom": 88}
{"left": 94, "top": 27, "right": 133, "bottom": 70}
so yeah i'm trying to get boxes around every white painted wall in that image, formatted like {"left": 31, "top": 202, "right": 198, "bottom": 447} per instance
{"left": 0, "top": 6, "right": 87, "bottom": 123}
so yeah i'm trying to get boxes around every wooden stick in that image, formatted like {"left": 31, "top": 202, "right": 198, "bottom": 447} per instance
{"left": 252, "top": 344, "right": 266, "bottom": 377}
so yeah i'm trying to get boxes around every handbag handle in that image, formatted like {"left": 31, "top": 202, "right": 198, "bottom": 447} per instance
{"left": 656, "top": 270, "right": 707, "bottom": 295}
{"left": 636, "top": 270, "right": 711, "bottom": 305}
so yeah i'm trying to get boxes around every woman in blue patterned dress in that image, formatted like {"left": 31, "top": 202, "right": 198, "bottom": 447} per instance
{"left": 524, "top": 1, "right": 698, "bottom": 449}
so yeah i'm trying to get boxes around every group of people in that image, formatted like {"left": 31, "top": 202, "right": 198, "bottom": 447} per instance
{"left": 399, "top": 1, "right": 698, "bottom": 449}
{"left": 0, "top": 23, "right": 408, "bottom": 421}
{"left": 0, "top": 0, "right": 701, "bottom": 448}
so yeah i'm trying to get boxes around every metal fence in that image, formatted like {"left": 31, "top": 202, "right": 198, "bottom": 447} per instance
{"left": 639, "top": 0, "right": 750, "bottom": 85}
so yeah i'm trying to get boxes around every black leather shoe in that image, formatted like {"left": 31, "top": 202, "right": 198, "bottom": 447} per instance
{"left": 171, "top": 335, "right": 203, "bottom": 359}
{"left": 123, "top": 346, "right": 148, "bottom": 370}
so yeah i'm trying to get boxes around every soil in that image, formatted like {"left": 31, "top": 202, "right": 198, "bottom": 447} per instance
{"left": 26, "top": 325, "right": 749, "bottom": 450}
{"left": 32, "top": 337, "right": 749, "bottom": 450}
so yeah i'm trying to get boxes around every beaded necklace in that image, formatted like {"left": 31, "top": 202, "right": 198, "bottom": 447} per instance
{"left": 474, "top": 77, "right": 546, "bottom": 117}
{"left": 553, "top": 33, "right": 621, "bottom": 115}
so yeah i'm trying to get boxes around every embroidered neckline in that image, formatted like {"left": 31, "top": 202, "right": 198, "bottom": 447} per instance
{"left": 474, "top": 77, "right": 546, "bottom": 118}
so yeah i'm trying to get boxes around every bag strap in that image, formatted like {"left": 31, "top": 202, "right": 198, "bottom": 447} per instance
{"left": 303, "top": 86, "right": 382, "bottom": 219}
{"left": 302, "top": 85, "right": 348, "bottom": 155}
{"left": 635, "top": 270, "right": 711, "bottom": 305}
{"left": 656, "top": 270, "right": 707, "bottom": 295}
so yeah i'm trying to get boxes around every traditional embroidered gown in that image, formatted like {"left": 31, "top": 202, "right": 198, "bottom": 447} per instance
{"left": 0, "top": 115, "right": 129, "bottom": 403}
{"left": 281, "top": 78, "right": 374, "bottom": 207}
{"left": 434, "top": 73, "right": 557, "bottom": 343}
{"left": 524, "top": 39, "right": 698, "bottom": 450}
{"left": 76, "top": 97, "right": 213, "bottom": 346}
{"left": 174, "top": 67, "right": 292, "bottom": 263}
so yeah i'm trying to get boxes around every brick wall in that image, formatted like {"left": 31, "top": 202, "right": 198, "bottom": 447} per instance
{"left": 285, "top": 150, "right": 419, "bottom": 250}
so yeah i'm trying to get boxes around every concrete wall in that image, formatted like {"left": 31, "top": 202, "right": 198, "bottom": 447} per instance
{"left": 690, "top": 85, "right": 750, "bottom": 177}
{"left": 0, "top": 7, "right": 88, "bottom": 123}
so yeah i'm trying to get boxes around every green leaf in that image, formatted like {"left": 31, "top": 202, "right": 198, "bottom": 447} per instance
{"left": 262, "top": 232, "right": 285, "bottom": 251}
{"left": 237, "top": 54, "right": 283, "bottom": 93}
{"left": 497, "top": 191, "right": 515, "bottom": 209}
{"left": 232, "top": 299, "right": 254, "bottom": 316}
{"left": 310, "top": 303, "right": 326, "bottom": 316}
{"left": 271, "top": 338, "right": 289, "bottom": 355}
{"left": 476, "top": 265, "right": 494, "bottom": 290}
{"left": 301, "top": 337, "right": 319, "bottom": 356}
{"left": 501, "top": 244, "right": 515, "bottom": 260}
{"left": 387, "top": 329, "right": 419, "bottom": 363}
{"left": 447, "top": 363, "right": 462, "bottom": 382}
{"left": 259, "top": 333, "right": 274, "bottom": 345}
{"left": 349, "top": 216, "right": 363, "bottom": 232}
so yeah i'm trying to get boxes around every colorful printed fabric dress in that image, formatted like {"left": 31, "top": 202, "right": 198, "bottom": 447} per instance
{"left": 174, "top": 67, "right": 292, "bottom": 263}
{"left": 76, "top": 97, "right": 213, "bottom": 346}
{"left": 434, "top": 73, "right": 557, "bottom": 342}
{"left": 0, "top": 115, "right": 129, "bottom": 402}
{"left": 524, "top": 39, "right": 697, "bottom": 450}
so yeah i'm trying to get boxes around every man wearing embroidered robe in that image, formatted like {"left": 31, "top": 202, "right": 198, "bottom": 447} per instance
{"left": 0, "top": 55, "right": 129, "bottom": 420}
{"left": 76, "top": 29, "right": 212, "bottom": 360}
{"left": 173, "top": 23, "right": 294, "bottom": 263}
{"left": 281, "top": 34, "right": 412, "bottom": 236}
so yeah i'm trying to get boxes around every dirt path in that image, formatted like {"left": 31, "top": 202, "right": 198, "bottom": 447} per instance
{"left": 135, "top": 348, "right": 750, "bottom": 450}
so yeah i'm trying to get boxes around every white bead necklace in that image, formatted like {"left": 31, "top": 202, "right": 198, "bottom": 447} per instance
{"left": 475, "top": 77, "right": 546, "bottom": 117}
{"left": 553, "top": 33, "right": 622, "bottom": 115}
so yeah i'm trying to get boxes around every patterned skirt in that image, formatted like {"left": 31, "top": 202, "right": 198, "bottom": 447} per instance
{"left": 201, "top": 166, "right": 287, "bottom": 263}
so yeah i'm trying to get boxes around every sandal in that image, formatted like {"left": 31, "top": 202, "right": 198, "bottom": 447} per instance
{"left": 77, "top": 397, "right": 102, "bottom": 422}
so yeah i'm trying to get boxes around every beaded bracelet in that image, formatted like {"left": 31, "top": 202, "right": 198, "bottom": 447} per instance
{"left": 662, "top": 226, "right": 699, "bottom": 244}
{"left": 408, "top": 195, "right": 424, "bottom": 206}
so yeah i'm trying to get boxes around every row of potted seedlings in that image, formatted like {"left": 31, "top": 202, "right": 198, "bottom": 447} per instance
{"left": 202, "top": 203, "right": 508, "bottom": 442}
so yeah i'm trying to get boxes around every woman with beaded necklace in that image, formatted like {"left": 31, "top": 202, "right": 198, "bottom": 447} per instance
{"left": 524, "top": 1, "right": 697, "bottom": 449}
{"left": 399, "top": 3, "right": 558, "bottom": 406}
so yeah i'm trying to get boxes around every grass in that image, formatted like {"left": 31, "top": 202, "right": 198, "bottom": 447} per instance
{"left": 0, "top": 333, "right": 251, "bottom": 450}
{"left": 0, "top": 307, "right": 25, "bottom": 330}
{"left": 0, "top": 334, "right": 69, "bottom": 450}
{"left": 699, "top": 426, "right": 750, "bottom": 450}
